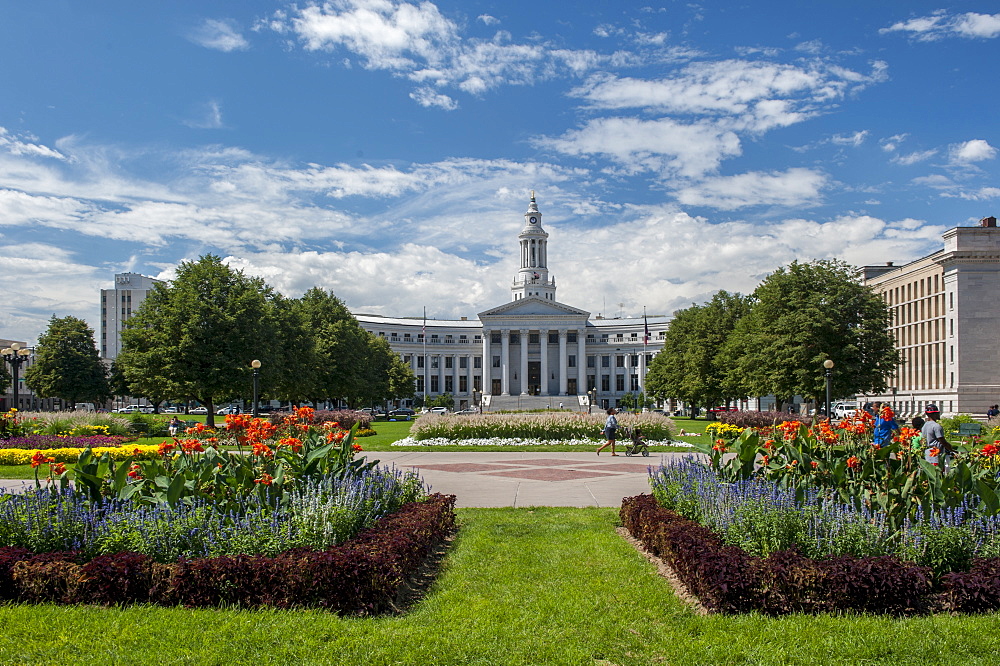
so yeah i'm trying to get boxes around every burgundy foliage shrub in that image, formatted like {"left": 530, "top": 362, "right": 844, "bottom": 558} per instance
{"left": 718, "top": 410, "right": 813, "bottom": 428}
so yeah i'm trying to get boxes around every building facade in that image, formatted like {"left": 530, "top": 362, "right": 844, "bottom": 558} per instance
{"left": 355, "top": 194, "right": 669, "bottom": 411}
{"left": 861, "top": 216, "right": 1000, "bottom": 418}
{"left": 100, "top": 272, "right": 163, "bottom": 359}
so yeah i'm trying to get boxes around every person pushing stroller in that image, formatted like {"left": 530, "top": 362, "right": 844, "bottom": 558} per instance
{"left": 623, "top": 426, "right": 650, "bottom": 457}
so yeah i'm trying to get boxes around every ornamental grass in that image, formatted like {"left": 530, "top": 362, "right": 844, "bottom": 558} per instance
{"left": 409, "top": 411, "right": 673, "bottom": 441}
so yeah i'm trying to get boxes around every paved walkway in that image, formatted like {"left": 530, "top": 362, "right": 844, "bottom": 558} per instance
{"left": 374, "top": 451, "right": 691, "bottom": 508}
{"left": 0, "top": 451, "right": 696, "bottom": 508}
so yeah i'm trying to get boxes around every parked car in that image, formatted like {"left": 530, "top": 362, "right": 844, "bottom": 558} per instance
{"left": 455, "top": 408, "right": 479, "bottom": 415}
{"left": 706, "top": 406, "right": 738, "bottom": 416}
{"left": 162, "top": 407, "right": 178, "bottom": 413}
{"left": 189, "top": 407, "right": 208, "bottom": 415}
{"left": 388, "top": 407, "right": 415, "bottom": 417}
{"left": 429, "top": 406, "right": 449, "bottom": 415}
{"left": 833, "top": 402, "right": 858, "bottom": 419}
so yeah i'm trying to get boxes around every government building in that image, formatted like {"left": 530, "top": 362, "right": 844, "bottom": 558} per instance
{"left": 355, "top": 193, "right": 669, "bottom": 411}
{"left": 861, "top": 216, "right": 1000, "bottom": 419}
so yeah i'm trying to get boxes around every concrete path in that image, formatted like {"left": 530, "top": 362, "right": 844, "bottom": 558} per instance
{"left": 374, "top": 450, "right": 691, "bottom": 508}
{"left": 0, "top": 451, "right": 696, "bottom": 508}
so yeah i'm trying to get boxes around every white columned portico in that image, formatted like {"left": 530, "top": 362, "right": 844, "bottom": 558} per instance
{"left": 519, "top": 328, "right": 529, "bottom": 395}
{"left": 576, "top": 329, "right": 586, "bottom": 395}
{"left": 501, "top": 330, "right": 510, "bottom": 395}
{"left": 539, "top": 328, "right": 549, "bottom": 396}
{"left": 558, "top": 329, "right": 568, "bottom": 395}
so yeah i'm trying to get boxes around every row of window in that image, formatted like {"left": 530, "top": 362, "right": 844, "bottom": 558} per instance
{"left": 882, "top": 274, "right": 941, "bottom": 306}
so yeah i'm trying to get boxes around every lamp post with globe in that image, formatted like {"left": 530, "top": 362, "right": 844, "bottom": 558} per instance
{"left": 823, "top": 359, "right": 834, "bottom": 421}
{"left": 251, "top": 359, "right": 261, "bottom": 418}
{"left": 1, "top": 343, "right": 32, "bottom": 411}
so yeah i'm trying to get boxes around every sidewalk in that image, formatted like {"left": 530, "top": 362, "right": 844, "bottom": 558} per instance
{"left": 374, "top": 450, "right": 691, "bottom": 508}
{"left": 0, "top": 451, "right": 695, "bottom": 508}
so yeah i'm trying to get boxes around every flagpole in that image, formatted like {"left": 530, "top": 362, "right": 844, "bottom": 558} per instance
{"left": 641, "top": 306, "right": 649, "bottom": 401}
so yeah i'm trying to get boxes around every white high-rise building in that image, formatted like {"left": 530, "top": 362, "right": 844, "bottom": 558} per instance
{"left": 100, "top": 272, "right": 163, "bottom": 359}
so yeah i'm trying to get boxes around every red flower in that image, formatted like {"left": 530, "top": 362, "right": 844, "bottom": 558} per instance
{"left": 277, "top": 437, "right": 303, "bottom": 453}
{"left": 254, "top": 473, "right": 274, "bottom": 486}
{"left": 981, "top": 442, "right": 1000, "bottom": 457}
{"left": 30, "top": 452, "right": 53, "bottom": 469}
{"left": 846, "top": 456, "right": 861, "bottom": 469}
{"left": 157, "top": 441, "right": 176, "bottom": 456}
{"left": 352, "top": 443, "right": 362, "bottom": 452}
{"left": 181, "top": 439, "right": 204, "bottom": 453}
{"left": 49, "top": 462, "right": 66, "bottom": 476}
{"left": 127, "top": 463, "right": 142, "bottom": 479}
{"left": 810, "top": 460, "right": 819, "bottom": 468}
{"left": 928, "top": 447, "right": 941, "bottom": 458}
{"left": 251, "top": 442, "right": 273, "bottom": 458}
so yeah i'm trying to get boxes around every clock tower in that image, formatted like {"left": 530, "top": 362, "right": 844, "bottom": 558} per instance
{"left": 511, "top": 191, "right": 556, "bottom": 302}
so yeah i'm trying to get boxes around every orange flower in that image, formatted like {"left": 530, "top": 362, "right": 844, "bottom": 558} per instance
{"left": 786, "top": 460, "right": 798, "bottom": 469}
{"left": 327, "top": 430, "right": 346, "bottom": 444}
{"left": 127, "top": 463, "right": 142, "bottom": 479}
{"left": 49, "top": 462, "right": 66, "bottom": 476}
{"left": 295, "top": 406, "right": 315, "bottom": 422}
{"left": 712, "top": 438, "right": 728, "bottom": 452}
{"left": 30, "top": 452, "right": 54, "bottom": 468}
{"left": 879, "top": 404, "right": 895, "bottom": 420}
{"left": 760, "top": 455, "right": 769, "bottom": 466}
{"left": 928, "top": 447, "right": 941, "bottom": 458}
{"left": 352, "top": 443, "right": 362, "bottom": 452}
{"left": 846, "top": 456, "right": 861, "bottom": 469}
{"left": 810, "top": 460, "right": 819, "bottom": 468}
{"left": 763, "top": 439, "right": 776, "bottom": 451}
{"left": 254, "top": 473, "right": 274, "bottom": 486}
{"left": 157, "top": 441, "right": 176, "bottom": 456}
{"left": 981, "top": 442, "right": 1000, "bottom": 457}
{"left": 181, "top": 439, "right": 204, "bottom": 453}
{"left": 251, "top": 442, "right": 273, "bottom": 458}
{"left": 277, "top": 437, "right": 303, "bottom": 453}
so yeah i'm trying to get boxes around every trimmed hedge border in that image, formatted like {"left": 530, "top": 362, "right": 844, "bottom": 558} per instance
{"left": 621, "top": 494, "right": 1000, "bottom": 615}
{"left": 0, "top": 493, "right": 456, "bottom": 614}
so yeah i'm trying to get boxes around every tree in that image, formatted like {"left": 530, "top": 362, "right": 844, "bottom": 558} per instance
{"left": 0, "top": 359, "right": 10, "bottom": 397}
{"left": 723, "top": 259, "right": 899, "bottom": 407}
{"left": 294, "top": 288, "right": 371, "bottom": 405}
{"left": 117, "top": 255, "right": 279, "bottom": 428}
{"left": 25, "top": 316, "right": 108, "bottom": 408}
{"left": 645, "top": 291, "right": 750, "bottom": 410}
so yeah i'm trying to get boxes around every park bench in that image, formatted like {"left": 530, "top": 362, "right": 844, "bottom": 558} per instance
{"left": 953, "top": 422, "right": 982, "bottom": 437}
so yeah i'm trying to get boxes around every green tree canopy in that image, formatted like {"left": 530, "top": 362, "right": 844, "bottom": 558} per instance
{"left": 118, "top": 255, "right": 279, "bottom": 427}
{"left": 723, "top": 259, "right": 899, "bottom": 405}
{"left": 645, "top": 291, "right": 750, "bottom": 409}
{"left": 0, "top": 356, "right": 11, "bottom": 396}
{"left": 24, "top": 316, "right": 108, "bottom": 408}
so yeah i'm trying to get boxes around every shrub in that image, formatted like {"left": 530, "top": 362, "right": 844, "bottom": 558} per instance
{"left": 718, "top": 410, "right": 813, "bottom": 428}
{"left": 410, "top": 412, "right": 673, "bottom": 442}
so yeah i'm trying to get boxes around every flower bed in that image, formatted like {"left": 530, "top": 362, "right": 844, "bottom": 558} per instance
{"left": 0, "top": 435, "right": 136, "bottom": 450}
{"left": 392, "top": 436, "right": 692, "bottom": 448}
{"left": 409, "top": 412, "right": 674, "bottom": 441}
{"left": 0, "top": 493, "right": 456, "bottom": 612}
{"left": 622, "top": 493, "right": 1000, "bottom": 614}
{"left": 0, "top": 445, "right": 159, "bottom": 466}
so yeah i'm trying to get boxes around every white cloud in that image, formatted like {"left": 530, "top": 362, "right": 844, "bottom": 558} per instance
{"left": 673, "top": 168, "right": 828, "bottom": 210}
{"left": 892, "top": 149, "right": 937, "bottom": 166}
{"left": 956, "top": 187, "right": 1000, "bottom": 201}
{"left": 534, "top": 116, "right": 741, "bottom": 178}
{"left": 881, "top": 11, "right": 1000, "bottom": 40}
{"left": 183, "top": 100, "right": 225, "bottom": 129}
{"left": 477, "top": 14, "right": 500, "bottom": 26}
{"left": 187, "top": 18, "right": 250, "bottom": 52}
{"left": 950, "top": 139, "right": 997, "bottom": 164}
{"left": 0, "top": 127, "right": 66, "bottom": 160}
{"left": 409, "top": 87, "right": 458, "bottom": 110}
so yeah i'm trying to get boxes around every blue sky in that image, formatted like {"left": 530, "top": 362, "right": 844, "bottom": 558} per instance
{"left": 2, "top": 1, "right": 998, "bottom": 344}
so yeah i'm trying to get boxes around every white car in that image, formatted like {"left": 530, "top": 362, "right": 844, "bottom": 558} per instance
{"left": 429, "top": 406, "right": 450, "bottom": 415}
{"left": 833, "top": 402, "right": 858, "bottom": 419}
{"left": 189, "top": 407, "right": 208, "bottom": 415}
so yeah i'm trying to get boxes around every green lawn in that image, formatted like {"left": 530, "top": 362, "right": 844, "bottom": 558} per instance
{"left": 0, "top": 507, "right": 996, "bottom": 665}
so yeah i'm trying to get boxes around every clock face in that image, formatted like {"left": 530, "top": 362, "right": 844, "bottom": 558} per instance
{"left": 529, "top": 216, "right": 537, "bottom": 224}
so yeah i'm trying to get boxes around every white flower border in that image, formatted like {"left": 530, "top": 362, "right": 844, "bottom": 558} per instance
{"left": 392, "top": 436, "right": 694, "bottom": 448}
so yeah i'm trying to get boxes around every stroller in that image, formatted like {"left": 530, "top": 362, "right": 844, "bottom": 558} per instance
{"left": 620, "top": 426, "right": 650, "bottom": 457}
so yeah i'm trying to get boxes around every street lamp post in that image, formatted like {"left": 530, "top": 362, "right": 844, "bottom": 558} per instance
{"left": 823, "top": 359, "right": 834, "bottom": 420}
{"left": 588, "top": 388, "right": 597, "bottom": 414}
{"left": 1, "top": 343, "right": 32, "bottom": 411}
{"left": 251, "top": 359, "right": 261, "bottom": 418}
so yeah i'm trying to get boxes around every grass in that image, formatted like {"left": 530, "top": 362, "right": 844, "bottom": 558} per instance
{"left": 0, "top": 508, "right": 997, "bottom": 665}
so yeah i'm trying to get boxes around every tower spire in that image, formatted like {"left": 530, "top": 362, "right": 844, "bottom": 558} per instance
{"left": 511, "top": 191, "right": 555, "bottom": 302}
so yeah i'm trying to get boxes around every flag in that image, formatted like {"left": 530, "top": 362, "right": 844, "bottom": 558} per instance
{"left": 643, "top": 310, "right": 650, "bottom": 346}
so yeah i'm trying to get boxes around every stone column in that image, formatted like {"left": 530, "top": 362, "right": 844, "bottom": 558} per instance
{"left": 482, "top": 329, "right": 491, "bottom": 396}
{"left": 558, "top": 329, "right": 568, "bottom": 395}
{"left": 577, "top": 329, "right": 586, "bottom": 396}
{"left": 539, "top": 328, "right": 549, "bottom": 396}
{"left": 520, "top": 328, "right": 530, "bottom": 395}
{"left": 501, "top": 330, "right": 510, "bottom": 396}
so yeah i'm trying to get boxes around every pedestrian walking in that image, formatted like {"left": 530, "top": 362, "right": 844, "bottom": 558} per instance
{"left": 921, "top": 405, "right": 953, "bottom": 469}
{"left": 596, "top": 408, "right": 619, "bottom": 456}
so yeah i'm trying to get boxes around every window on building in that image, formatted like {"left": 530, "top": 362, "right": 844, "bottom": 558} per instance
{"left": 431, "top": 376, "right": 439, "bottom": 392}
{"left": 491, "top": 332, "right": 501, "bottom": 343}
{"left": 473, "top": 376, "right": 482, "bottom": 391}
{"left": 510, "top": 333, "right": 520, "bottom": 345}
{"left": 616, "top": 375, "right": 625, "bottom": 391}
{"left": 417, "top": 356, "right": 424, "bottom": 368}
{"left": 587, "top": 376, "right": 596, "bottom": 391}
{"left": 416, "top": 377, "right": 424, "bottom": 392}
{"left": 567, "top": 332, "right": 577, "bottom": 343}
{"left": 587, "top": 355, "right": 596, "bottom": 368}
{"left": 549, "top": 332, "right": 558, "bottom": 344}
{"left": 431, "top": 357, "right": 440, "bottom": 369}
{"left": 445, "top": 357, "right": 453, "bottom": 369}
{"left": 474, "top": 357, "right": 482, "bottom": 369}
{"left": 431, "top": 334, "right": 439, "bottom": 340}
{"left": 601, "top": 376, "right": 610, "bottom": 391}
{"left": 529, "top": 333, "right": 539, "bottom": 344}
{"left": 404, "top": 333, "right": 411, "bottom": 340}
{"left": 492, "top": 355, "right": 501, "bottom": 368}
{"left": 631, "top": 374, "right": 639, "bottom": 391}
{"left": 459, "top": 376, "right": 467, "bottom": 392}
{"left": 616, "top": 356, "right": 625, "bottom": 368}
{"left": 444, "top": 377, "right": 453, "bottom": 392}
{"left": 459, "top": 356, "right": 468, "bottom": 369}
{"left": 631, "top": 354, "right": 639, "bottom": 367}
{"left": 602, "top": 355, "right": 610, "bottom": 367}
{"left": 568, "top": 355, "right": 576, "bottom": 367}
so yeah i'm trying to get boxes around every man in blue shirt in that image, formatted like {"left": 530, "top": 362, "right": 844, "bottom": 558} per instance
{"left": 872, "top": 401, "right": 898, "bottom": 448}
